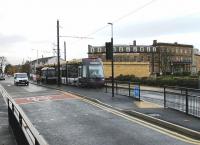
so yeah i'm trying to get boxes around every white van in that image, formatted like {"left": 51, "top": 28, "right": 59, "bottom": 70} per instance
{"left": 14, "top": 73, "right": 29, "bottom": 86}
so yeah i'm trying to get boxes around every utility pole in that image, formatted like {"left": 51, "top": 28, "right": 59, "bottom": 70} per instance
{"left": 64, "top": 41, "right": 66, "bottom": 61}
{"left": 57, "top": 20, "right": 61, "bottom": 86}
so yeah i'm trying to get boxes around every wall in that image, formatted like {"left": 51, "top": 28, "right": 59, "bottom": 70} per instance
{"left": 103, "top": 62, "right": 150, "bottom": 78}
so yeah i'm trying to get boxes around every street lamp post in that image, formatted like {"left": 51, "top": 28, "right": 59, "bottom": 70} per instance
{"left": 108, "top": 22, "right": 114, "bottom": 97}
{"left": 57, "top": 20, "right": 61, "bottom": 86}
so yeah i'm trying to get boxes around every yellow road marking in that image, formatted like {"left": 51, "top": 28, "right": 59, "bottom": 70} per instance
{"left": 82, "top": 98, "right": 200, "bottom": 145}
{"left": 59, "top": 90, "right": 200, "bottom": 144}
{"left": 134, "top": 100, "right": 162, "bottom": 108}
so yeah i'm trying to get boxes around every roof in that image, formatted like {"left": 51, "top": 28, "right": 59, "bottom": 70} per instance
{"left": 31, "top": 56, "right": 55, "bottom": 63}
{"left": 156, "top": 42, "right": 193, "bottom": 48}
{"left": 41, "top": 67, "right": 55, "bottom": 70}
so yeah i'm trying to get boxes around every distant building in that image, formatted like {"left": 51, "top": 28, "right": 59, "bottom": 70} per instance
{"left": 30, "top": 56, "right": 65, "bottom": 74}
{"left": 154, "top": 40, "right": 193, "bottom": 75}
{"left": 192, "top": 49, "right": 200, "bottom": 74}
{"left": 88, "top": 40, "right": 193, "bottom": 77}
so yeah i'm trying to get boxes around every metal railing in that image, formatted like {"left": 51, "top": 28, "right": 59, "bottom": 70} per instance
{"left": 105, "top": 80, "right": 200, "bottom": 118}
{"left": 105, "top": 80, "right": 141, "bottom": 101}
{"left": 0, "top": 84, "right": 48, "bottom": 145}
{"left": 164, "top": 86, "right": 200, "bottom": 118}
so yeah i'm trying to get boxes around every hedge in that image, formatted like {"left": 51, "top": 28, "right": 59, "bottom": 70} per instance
{"left": 115, "top": 74, "right": 199, "bottom": 89}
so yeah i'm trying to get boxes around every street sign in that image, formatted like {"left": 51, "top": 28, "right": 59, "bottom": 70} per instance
{"left": 133, "top": 85, "right": 139, "bottom": 98}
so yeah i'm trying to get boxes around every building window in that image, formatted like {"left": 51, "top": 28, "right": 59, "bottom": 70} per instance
{"left": 90, "top": 47, "right": 94, "bottom": 53}
{"left": 180, "top": 49, "right": 183, "bottom": 54}
{"left": 176, "top": 48, "right": 179, "bottom": 53}
{"left": 185, "top": 49, "right": 187, "bottom": 54}
{"left": 126, "top": 46, "right": 130, "bottom": 52}
{"left": 119, "top": 47, "right": 123, "bottom": 52}
{"left": 113, "top": 47, "right": 117, "bottom": 52}
{"left": 98, "top": 48, "right": 101, "bottom": 53}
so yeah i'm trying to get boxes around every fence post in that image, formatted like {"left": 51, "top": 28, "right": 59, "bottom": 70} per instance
{"left": 35, "top": 137, "right": 40, "bottom": 145}
{"left": 12, "top": 103, "right": 14, "bottom": 112}
{"left": 128, "top": 81, "right": 130, "bottom": 97}
{"left": 105, "top": 81, "right": 107, "bottom": 93}
{"left": 186, "top": 89, "right": 188, "bottom": 115}
{"left": 7, "top": 99, "right": 10, "bottom": 126}
{"left": 164, "top": 86, "right": 166, "bottom": 108}
{"left": 19, "top": 113, "right": 22, "bottom": 126}
{"left": 138, "top": 83, "right": 141, "bottom": 101}
{"left": 115, "top": 81, "right": 117, "bottom": 95}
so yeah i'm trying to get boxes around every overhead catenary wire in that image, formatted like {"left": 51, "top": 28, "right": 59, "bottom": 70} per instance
{"left": 60, "top": 0, "right": 157, "bottom": 49}
{"left": 86, "top": 0, "right": 157, "bottom": 37}
{"left": 68, "top": 0, "right": 157, "bottom": 46}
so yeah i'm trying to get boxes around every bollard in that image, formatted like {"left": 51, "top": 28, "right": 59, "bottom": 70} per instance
{"left": 164, "top": 87, "right": 166, "bottom": 108}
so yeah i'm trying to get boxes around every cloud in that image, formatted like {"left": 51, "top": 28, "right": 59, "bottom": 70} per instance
{"left": 0, "top": 33, "right": 26, "bottom": 47}
{"left": 116, "top": 14, "right": 200, "bottom": 38}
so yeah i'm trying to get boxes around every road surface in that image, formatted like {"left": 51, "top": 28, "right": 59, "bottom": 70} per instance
{"left": 0, "top": 77, "right": 196, "bottom": 145}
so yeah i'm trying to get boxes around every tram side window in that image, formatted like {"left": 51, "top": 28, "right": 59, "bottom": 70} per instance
{"left": 82, "top": 65, "right": 87, "bottom": 78}
{"left": 62, "top": 69, "right": 66, "bottom": 77}
{"left": 78, "top": 66, "right": 82, "bottom": 77}
{"left": 68, "top": 65, "right": 78, "bottom": 78}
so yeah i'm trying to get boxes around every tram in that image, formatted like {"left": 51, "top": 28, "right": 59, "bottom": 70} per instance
{"left": 40, "top": 67, "right": 57, "bottom": 84}
{"left": 61, "top": 58, "right": 105, "bottom": 87}
{"left": 37, "top": 58, "right": 105, "bottom": 87}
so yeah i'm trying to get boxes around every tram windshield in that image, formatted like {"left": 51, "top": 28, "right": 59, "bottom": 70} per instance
{"left": 89, "top": 64, "right": 104, "bottom": 78}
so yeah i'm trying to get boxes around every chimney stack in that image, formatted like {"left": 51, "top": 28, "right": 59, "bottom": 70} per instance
{"left": 133, "top": 40, "right": 136, "bottom": 46}
{"left": 153, "top": 40, "right": 157, "bottom": 46}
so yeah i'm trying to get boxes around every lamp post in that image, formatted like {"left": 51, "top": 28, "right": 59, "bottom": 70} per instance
{"left": 108, "top": 22, "right": 114, "bottom": 97}
{"left": 57, "top": 20, "right": 61, "bottom": 86}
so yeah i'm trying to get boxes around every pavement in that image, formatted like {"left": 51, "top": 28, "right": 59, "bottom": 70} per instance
{"left": 0, "top": 94, "right": 16, "bottom": 145}
{"left": 31, "top": 81, "right": 200, "bottom": 140}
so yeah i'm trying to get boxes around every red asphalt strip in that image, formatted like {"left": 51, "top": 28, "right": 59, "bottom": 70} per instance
{"left": 14, "top": 93, "right": 79, "bottom": 105}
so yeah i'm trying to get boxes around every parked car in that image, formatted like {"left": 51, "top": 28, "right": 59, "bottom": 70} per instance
{"left": 14, "top": 73, "right": 29, "bottom": 86}
{"left": 0, "top": 74, "right": 5, "bottom": 80}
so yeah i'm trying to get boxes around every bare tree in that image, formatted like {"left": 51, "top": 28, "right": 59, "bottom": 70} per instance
{"left": 0, "top": 56, "right": 7, "bottom": 73}
{"left": 160, "top": 48, "right": 173, "bottom": 75}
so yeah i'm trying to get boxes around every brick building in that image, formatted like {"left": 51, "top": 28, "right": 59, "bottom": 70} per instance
{"left": 88, "top": 40, "right": 193, "bottom": 77}
{"left": 192, "top": 49, "right": 200, "bottom": 74}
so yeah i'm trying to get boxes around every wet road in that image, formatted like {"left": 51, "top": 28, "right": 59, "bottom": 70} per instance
{"left": 0, "top": 78, "right": 194, "bottom": 145}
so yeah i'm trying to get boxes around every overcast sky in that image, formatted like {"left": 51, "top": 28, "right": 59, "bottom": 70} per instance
{"left": 0, "top": 0, "right": 200, "bottom": 65}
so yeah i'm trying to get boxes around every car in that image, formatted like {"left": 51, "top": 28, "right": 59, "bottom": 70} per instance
{"left": 14, "top": 73, "right": 29, "bottom": 86}
{"left": 0, "top": 74, "right": 5, "bottom": 80}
